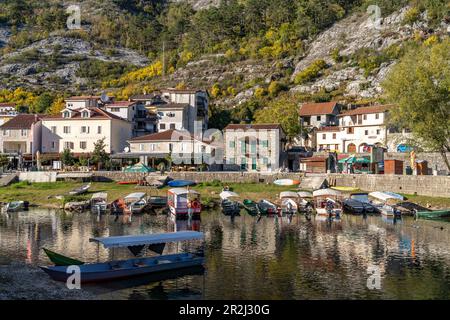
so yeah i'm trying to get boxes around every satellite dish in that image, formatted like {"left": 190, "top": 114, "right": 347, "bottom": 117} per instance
{"left": 124, "top": 147, "right": 130, "bottom": 153}
{"left": 100, "top": 92, "right": 110, "bottom": 103}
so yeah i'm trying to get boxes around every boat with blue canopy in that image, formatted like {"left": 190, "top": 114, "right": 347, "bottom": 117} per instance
{"left": 40, "top": 231, "right": 205, "bottom": 283}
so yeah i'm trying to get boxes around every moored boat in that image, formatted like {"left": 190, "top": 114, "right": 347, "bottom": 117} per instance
{"left": 168, "top": 180, "right": 196, "bottom": 188}
{"left": 220, "top": 191, "right": 241, "bottom": 216}
{"left": 279, "top": 191, "right": 299, "bottom": 214}
{"left": 148, "top": 196, "right": 168, "bottom": 209}
{"left": 4, "top": 201, "right": 29, "bottom": 212}
{"left": 69, "top": 183, "right": 91, "bottom": 195}
{"left": 297, "top": 191, "right": 314, "bottom": 213}
{"left": 41, "top": 231, "right": 205, "bottom": 283}
{"left": 274, "top": 179, "right": 300, "bottom": 186}
{"left": 380, "top": 204, "right": 401, "bottom": 217}
{"left": 313, "top": 188, "right": 343, "bottom": 218}
{"left": 242, "top": 199, "right": 260, "bottom": 216}
{"left": 414, "top": 209, "right": 450, "bottom": 220}
{"left": 111, "top": 198, "right": 127, "bottom": 215}
{"left": 90, "top": 192, "right": 108, "bottom": 213}
{"left": 168, "top": 188, "right": 201, "bottom": 219}
{"left": 124, "top": 192, "right": 149, "bottom": 214}
{"left": 43, "top": 248, "right": 84, "bottom": 266}
{"left": 257, "top": 199, "right": 279, "bottom": 215}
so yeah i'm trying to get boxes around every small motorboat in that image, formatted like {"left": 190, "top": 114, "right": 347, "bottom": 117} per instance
{"left": 257, "top": 200, "right": 279, "bottom": 215}
{"left": 148, "top": 196, "right": 168, "bottom": 209}
{"left": 313, "top": 189, "right": 343, "bottom": 217}
{"left": 64, "top": 200, "right": 90, "bottom": 212}
{"left": 69, "top": 183, "right": 91, "bottom": 195}
{"left": 168, "top": 180, "right": 196, "bottom": 187}
{"left": 343, "top": 199, "right": 365, "bottom": 214}
{"left": 124, "top": 193, "right": 149, "bottom": 214}
{"left": 43, "top": 248, "right": 84, "bottom": 266}
{"left": 414, "top": 209, "right": 450, "bottom": 220}
{"left": 4, "top": 201, "right": 29, "bottom": 212}
{"left": 242, "top": 199, "right": 260, "bottom": 216}
{"left": 279, "top": 191, "right": 299, "bottom": 214}
{"left": 380, "top": 204, "right": 401, "bottom": 218}
{"left": 274, "top": 179, "right": 300, "bottom": 186}
{"left": 297, "top": 191, "right": 314, "bottom": 213}
{"left": 220, "top": 191, "right": 241, "bottom": 216}
{"left": 90, "top": 193, "right": 108, "bottom": 213}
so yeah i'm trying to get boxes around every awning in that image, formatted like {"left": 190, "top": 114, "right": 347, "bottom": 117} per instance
{"left": 338, "top": 156, "right": 370, "bottom": 164}
{"left": 89, "top": 231, "right": 204, "bottom": 248}
{"left": 124, "top": 162, "right": 155, "bottom": 173}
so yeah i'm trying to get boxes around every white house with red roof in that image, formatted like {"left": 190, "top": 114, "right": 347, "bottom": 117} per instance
{"left": 41, "top": 107, "right": 132, "bottom": 155}
{"left": 0, "top": 114, "right": 42, "bottom": 156}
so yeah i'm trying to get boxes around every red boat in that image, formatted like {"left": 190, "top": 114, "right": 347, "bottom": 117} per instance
{"left": 117, "top": 181, "right": 138, "bottom": 185}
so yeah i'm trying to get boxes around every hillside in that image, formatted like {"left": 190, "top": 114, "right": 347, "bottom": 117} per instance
{"left": 0, "top": 0, "right": 448, "bottom": 113}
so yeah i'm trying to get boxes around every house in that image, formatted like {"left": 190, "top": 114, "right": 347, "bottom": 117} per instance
{"left": 315, "top": 126, "right": 344, "bottom": 152}
{"left": 224, "top": 124, "right": 286, "bottom": 172}
{"left": 41, "top": 107, "right": 132, "bottom": 155}
{"left": 132, "top": 88, "right": 209, "bottom": 134}
{"left": 102, "top": 100, "right": 157, "bottom": 137}
{"left": 298, "top": 101, "right": 342, "bottom": 150}
{"left": 338, "top": 105, "right": 391, "bottom": 153}
{"left": 0, "top": 103, "right": 18, "bottom": 126}
{"left": 126, "top": 129, "right": 215, "bottom": 167}
{"left": 65, "top": 96, "right": 101, "bottom": 110}
{"left": 0, "top": 114, "right": 42, "bottom": 168}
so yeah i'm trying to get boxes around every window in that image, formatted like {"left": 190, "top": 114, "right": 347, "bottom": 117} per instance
{"left": 2, "top": 130, "right": 8, "bottom": 136}
{"left": 81, "top": 111, "right": 89, "bottom": 118}
{"left": 139, "top": 144, "right": 145, "bottom": 151}
{"left": 21, "top": 129, "right": 27, "bottom": 136}
{"left": 335, "top": 144, "right": 339, "bottom": 150}
{"left": 51, "top": 141, "right": 55, "bottom": 149}
{"left": 261, "top": 140, "right": 268, "bottom": 148}
{"left": 51, "top": 126, "right": 57, "bottom": 134}
{"left": 169, "top": 143, "right": 173, "bottom": 152}
{"left": 332, "top": 133, "right": 336, "bottom": 139}
{"left": 63, "top": 126, "right": 70, "bottom": 134}
{"left": 81, "top": 126, "right": 89, "bottom": 134}
{"left": 63, "top": 111, "right": 70, "bottom": 118}
{"left": 64, "top": 142, "right": 74, "bottom": 150}
{"left": 263, "top": 157, "right": 269, "bottom": 165}
{"left": 241, "top": 141, "right": 246, "bottom": 153}
{"left": 150, "top": 144, "right": 155, "bottom": 151}
{"left": 252, "top": 158, "right": 257, "bottom": 170}
{"left": 67, "top": 103, "right": 73, "bottom": 108}
{"left": 322, "top": 134, "right": 326, "bottom": 139}
{"left": 229, "top": 141, "right": 235, "bottom": 148}
{"left": 240, "top": 158, "right": 247, "bottom": 170}
{"left": 316, "top": 115, "right": 321, "bottom": 121}
{"left": 170, "top": 123, "right": 176, "bottom": 130}
{"left": 160, "top": 123, "right": 166, "bottom": 130}
{"left": 375, "top": 113, "right": 379, "bottom": 119}
{"left": 97, "top": 126, "right": 102, "bottom": 134}
{"left": 250, "top": 141, "right": 257, "bottom": 154}
{"left": 347, "top": 127, "right": 354, "bottom": 134}
{"left": 365, "top": 130, "right": 369, "bottom": 135}
{"left": 376, "top": 129, "right": 381, "bottom": 135}
{"left": 80, "top": 141, "right": 87, "bottom": 150}
{"left": 363, "top": 114, "right": 367, "bottom": 120}
{"left": 110, "top": 108, "right": 120, "bottom": 112}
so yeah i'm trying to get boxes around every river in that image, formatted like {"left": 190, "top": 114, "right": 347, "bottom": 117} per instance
{"left": 1, "top": 209, "right": 449, "bottom": 299}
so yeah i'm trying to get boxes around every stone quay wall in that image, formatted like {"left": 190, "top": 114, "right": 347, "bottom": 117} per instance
{"left": 328, "top": 174, "right": 450, "bottom": 197}
{"left": 385, "top": 152, "right": 450, "bottom": 175}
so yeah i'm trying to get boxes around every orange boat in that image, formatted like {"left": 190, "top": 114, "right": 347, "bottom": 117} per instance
{"left": 110, "top": 198, "right": 130, "bottom": 215}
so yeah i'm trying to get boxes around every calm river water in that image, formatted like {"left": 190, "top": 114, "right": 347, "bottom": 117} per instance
{"left": 1, "top": 209, "right": 450, "bottom": 299}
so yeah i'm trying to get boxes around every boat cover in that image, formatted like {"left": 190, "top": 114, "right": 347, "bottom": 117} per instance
{"left": 279, "top": 191, "right": 299, "bottom": 199}
{"left": 90, "top": 231, "right": 204, "bottom": 248}
{"left": 369, "top": 191, "right": 403, "bottom": 202}
{"left": 313, "top": 188, "right": 342, "bottom": 197}
{"left": 124, "top": 192, "right": 147, "bottom": 200}
{"left": 297, "top": 191, "right": 313, "bottom": 198}
{"left": 220, "top": 191, "right": 239, "bottom": 200}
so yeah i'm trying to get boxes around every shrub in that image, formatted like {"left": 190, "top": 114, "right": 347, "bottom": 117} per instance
{"left": 294, "top": 60, "right": 327, "bottom": 84}
{"left": 403, "top": 7, "right": 421, "bottom": 25}
{"left": 267, "top": 81, "right": 287, "bottom": 97}
{"left": 254, "top": 87, "right": 267, "bottom": 98}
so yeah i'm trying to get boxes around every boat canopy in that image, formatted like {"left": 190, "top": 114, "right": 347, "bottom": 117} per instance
{"left": 124, "top": 192, "right": 147, "bottom": 200}
{"left": 91, "top": 192, "right": 107, "bottom": 200}
{"left": 169, "top": 188, "right": 200, "bottom": 196}
{"left": 297, "top": 191, "right": 313, "bottom": 198}
{"left": 313, "top": 188, "right": 342, "bottom": 197}
{"left": 369, "top": 191, "right": 403, "bottom": 202}
{"left": 220, "top": 191, "right": 239, "bottom": 200}
{"left": 279, "top": 191, "right": 299, "bottom": 199}
{"left": 90, "top": 231, "right": 204, "bottom": 248}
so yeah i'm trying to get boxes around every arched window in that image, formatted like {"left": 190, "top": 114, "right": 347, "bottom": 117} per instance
{"left": 347, "top": 143, "right": 356, "bottom": 153}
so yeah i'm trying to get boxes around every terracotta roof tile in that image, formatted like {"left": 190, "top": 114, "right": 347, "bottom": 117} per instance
{"left": 42, "top": 107, "right": 126, "bottom": 121}
{"left": 0, "top": 114, "right": 41, "bottom": 129}
{"left": 299, "top": 102, "right": 340, "bottom": 116}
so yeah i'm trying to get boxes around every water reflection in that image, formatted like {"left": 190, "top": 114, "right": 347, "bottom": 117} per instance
{"left": 1, "top": 209, "right": 450, "bottom": 299}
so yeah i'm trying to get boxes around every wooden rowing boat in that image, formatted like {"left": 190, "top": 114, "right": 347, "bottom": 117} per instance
{"left": 242, "top": 199, "right": 259, "bottom": 216}
{"left": 415, "top": 210, "right": 450, "bottom": 220}
{"left": 43, "top": 248, "right": 84, "bottom": 266}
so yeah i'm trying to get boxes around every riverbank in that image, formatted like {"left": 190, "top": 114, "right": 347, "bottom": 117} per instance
{"left": 0, "top": 181, "right": 449, "bottom": 210}
{"left": 0, "top": 263, "right": 95, "bottom": 300}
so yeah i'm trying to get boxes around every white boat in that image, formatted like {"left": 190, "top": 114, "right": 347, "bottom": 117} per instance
{"left": 219, "top": 191, "right": 239, "bottom": 200}
{"left": 313, "top": 188, "right": 343, "bottom": 217}
{"left": 69, "top": 183, "right": 91, "bottom": 195}
{"left": 90, "top": 193, "right": 108, "bottom": 213}
{"left": 297, "top": 191, "right": 314, "bottom": 212}
{"left": 124, "top": 192, "right": 148, "bottom": 214}
{"left": 41, "top": 231, "right": 205, "bottom": 283}
{"left": 168, "top": 188, "right": 201, "bottom": 219}
{"left": 380, "top": 204, "right": 401, "bottom": 217}
{"left": 279, "top": 191, "right": 299, "bottom": 214}
{"left": 369, "top": 191, "right": 404, "bottom": 202}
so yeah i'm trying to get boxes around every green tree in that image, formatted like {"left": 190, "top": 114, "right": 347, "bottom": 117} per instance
{"left": 91, "top": 138, "right": 110, "bottom": 170}
{"left": 60, "top": 148, "right": 74, "bottom": 167}
{"left": 382, "top": 39, "right": 450, "bottom": 171}
{"left": 254, "top": 94, "right": 301, "bottom": 139}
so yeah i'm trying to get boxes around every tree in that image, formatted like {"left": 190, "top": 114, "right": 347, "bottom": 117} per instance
{"left": 91, "top": 138, "right": 110, "bottom": 170}
{"left": 254, "top": 93, "right": 301, "bottom": 139}
{"left": 382, "top": 39, "right": 450, "bottom": 171}
{"left": 60, "top": 148, "right": 74, "bottom": 167}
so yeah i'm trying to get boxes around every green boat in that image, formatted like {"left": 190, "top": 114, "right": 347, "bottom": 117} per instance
{"left": 415, "top": 210, "right": 450, "bottom": 220}
{"left": 43, "top": 248, "right": 84, "bottom": 266}
{"left": 242, "top": 199, "right": 260, "bottom": 216}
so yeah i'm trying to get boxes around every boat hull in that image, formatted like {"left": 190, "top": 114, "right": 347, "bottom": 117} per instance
{"left": 43, "top": 248, "right": 84, "bottom": 266}
{"left": 41, "top": 253, "right": 204, "bottom": 283}
{"left": 416, "top": 210, "right": 450, "bottom": 220}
